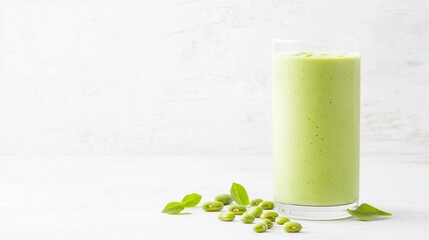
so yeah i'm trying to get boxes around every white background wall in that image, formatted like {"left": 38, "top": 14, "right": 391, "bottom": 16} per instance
{"left": 0, "top": 0, "right": 428, "bottom": 158}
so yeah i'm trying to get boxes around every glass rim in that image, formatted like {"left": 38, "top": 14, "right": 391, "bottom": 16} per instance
{"left": 272, "top": 38, "right": 358, "bottom": 43}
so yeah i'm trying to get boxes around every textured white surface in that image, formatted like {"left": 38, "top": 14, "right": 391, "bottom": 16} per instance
{"left": 0, "top": 155, "right": 427, "bottom": 240}
{"left": 0, "top": 0, "right": 428, "bottom": 156}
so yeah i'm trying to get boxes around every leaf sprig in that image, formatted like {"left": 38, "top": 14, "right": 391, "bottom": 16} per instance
{"left": 230, "top": 182, "right": 249, "bottom": 206}
{"left": 347, "top": 203, "right": 392, "bottom": 220}
{"left": 161, "top": 193, "right": 202, "bottom": 215}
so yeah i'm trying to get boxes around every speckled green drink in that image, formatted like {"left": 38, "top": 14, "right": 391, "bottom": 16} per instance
{"left": 273, "top": 49, "right": 360, "bottom": 219}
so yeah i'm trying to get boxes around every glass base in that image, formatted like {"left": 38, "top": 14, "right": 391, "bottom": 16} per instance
{"left": 275, "top": 201, "right": 358, "bottom": 220}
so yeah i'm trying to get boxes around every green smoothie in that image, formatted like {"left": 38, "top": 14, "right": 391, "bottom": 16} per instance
{"left": 273, "top": 52, "right": 360, "bottom": 206}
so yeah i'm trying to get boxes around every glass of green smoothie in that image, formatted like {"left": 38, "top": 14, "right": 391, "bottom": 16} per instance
{"left": 272, "top": 39, "right": 360, "bottom": 220}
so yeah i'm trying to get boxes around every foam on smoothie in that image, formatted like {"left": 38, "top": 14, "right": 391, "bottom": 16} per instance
{"left": 280, "top": 52, "right": 359, "bottom": 58}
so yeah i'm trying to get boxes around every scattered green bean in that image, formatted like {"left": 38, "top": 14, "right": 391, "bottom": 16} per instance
{"left": 215, "top": 194, "right": 233, "bottom": 205}
{"left": 241, "top": 213, "right": 255, "bottom": 224}
{"left": 218, "top": 212, "right": 235, "bottom": 221}
{"left": 260, "top": 211, "right": 279, "bottom": 222}
{"left": 283, "top": 222, "right": 302, "bottom": 233}
{"left": 258, "top": 201, "right": 274, "bottom": 210}
{"left": 202, "top": 201, "right": 224, "bottom": 212}
{"left": 262, "top": 219, "right": 273, "bottom": 229}
{"left": 275, "top": 216, "right": 290, "bottom": 225}
{"left": 245, "top": 206, "right": 263, "bottom": 218}
{"left": 229, "top": 205, "right": 247, "bottom": 215}
{"left": 253, "top": 222, "right": 268, "bottom": 233}
{"left": 249, "top": 198, "right": 263, "bottom": 206}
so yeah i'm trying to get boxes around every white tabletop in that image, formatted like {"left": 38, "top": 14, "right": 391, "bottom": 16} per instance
{"left": 0, "top": 155, "right": 427, "bottom": 240}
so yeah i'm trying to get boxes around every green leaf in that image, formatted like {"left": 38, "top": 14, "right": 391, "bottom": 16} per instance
{"left": 181, "top": 193, "right": 202, "bottom": 207}
{"left": 161, "top": 202, "right": 185, "bottom": 214}
{"left": 347, "top": 203, "right": 392, "bottom": 221}
{"left": 230, "top": 182, "right": 249, "bottom": 206}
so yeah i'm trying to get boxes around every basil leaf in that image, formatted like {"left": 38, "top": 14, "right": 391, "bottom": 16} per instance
{"left": 230, "top": 182, "right": 249, "bottom": 206}
{"left": 162, "top": 202, "right": 185, "bottom": 214}
{"left": 347, "top": 203, "right": 392, "bottom": 221}
{"left": 181, "top": 193, "right": 202, "bottom": 207}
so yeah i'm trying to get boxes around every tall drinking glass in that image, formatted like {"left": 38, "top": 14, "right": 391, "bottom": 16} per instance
{"left": 272, "top": 39, "right": 360, "bottom": 220}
